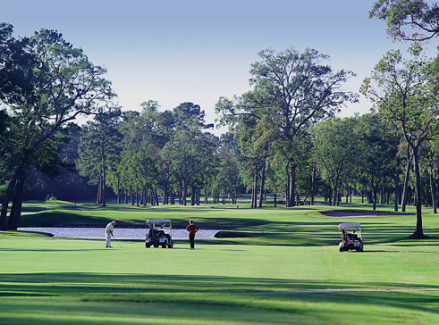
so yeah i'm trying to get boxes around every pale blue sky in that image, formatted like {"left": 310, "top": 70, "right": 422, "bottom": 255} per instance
{"left": 2, "top": 0, "right": 429, "bottom": 134}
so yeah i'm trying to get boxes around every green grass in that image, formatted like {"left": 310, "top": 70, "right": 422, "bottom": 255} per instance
{"left": 1, "top": 197, "right": 439, "bottom": 324}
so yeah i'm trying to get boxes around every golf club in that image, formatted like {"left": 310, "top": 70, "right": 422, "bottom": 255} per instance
{"left": 113, "top": 235, "right": 123, "bottom": 248}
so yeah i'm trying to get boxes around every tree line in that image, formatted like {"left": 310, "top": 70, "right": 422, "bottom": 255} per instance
{"left": 2, "top": 0, "right": 439, "bottom": 239}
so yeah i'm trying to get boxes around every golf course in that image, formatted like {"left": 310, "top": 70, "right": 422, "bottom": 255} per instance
{"left": 1, "top": 198, "right": 439, "bottom": 325}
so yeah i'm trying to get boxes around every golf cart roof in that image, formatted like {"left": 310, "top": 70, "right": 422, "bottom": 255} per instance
{"left": 339, "top": 223, "right": 361, "bottom": 228}
{"left": 147, "top": 219, "right": 171, "bottom": 223}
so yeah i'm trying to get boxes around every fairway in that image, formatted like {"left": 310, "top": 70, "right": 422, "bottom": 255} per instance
{"left": 1, "top": 202, "right": 439, "bottom": 324}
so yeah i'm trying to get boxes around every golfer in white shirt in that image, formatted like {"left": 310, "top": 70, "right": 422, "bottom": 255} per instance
{"left": 105, "top": 221, "right": 116, "bottom": 248}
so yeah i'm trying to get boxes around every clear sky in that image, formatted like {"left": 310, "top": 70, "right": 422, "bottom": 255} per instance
{"left": 2, "top": 0, "right": 431, "bottom": 135}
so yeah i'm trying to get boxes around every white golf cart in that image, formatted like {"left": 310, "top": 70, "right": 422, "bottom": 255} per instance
{"left": 145, "top": 219, "right": 173, "bottom": 248}
{"left": 338, "top": 223, "right": 363, "bottom": 252}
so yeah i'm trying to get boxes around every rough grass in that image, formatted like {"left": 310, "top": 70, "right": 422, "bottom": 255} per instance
{"left": 1, "top": 197, "right": 439, "bottom": 324}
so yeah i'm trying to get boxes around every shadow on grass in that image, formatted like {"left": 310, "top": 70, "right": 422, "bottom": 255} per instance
{"left": 2, "top": 272, "right": 438, "bottom": 292}
{"left": 1, "top": 272, "right": 439, "bottom": 318}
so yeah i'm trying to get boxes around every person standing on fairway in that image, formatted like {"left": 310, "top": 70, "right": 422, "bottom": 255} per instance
{"left": 186, "top": 220, "right": 198, "bottom": 250}
{"left": 105, "top": 221, "right": 116, "bottom": 248}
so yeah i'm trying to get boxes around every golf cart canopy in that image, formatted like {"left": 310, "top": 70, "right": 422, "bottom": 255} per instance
{"left": 339, "top": 223, "right": 361, "bottom": 228}
{"left": 147, "top": 219, "right": 171, "bottom": 223}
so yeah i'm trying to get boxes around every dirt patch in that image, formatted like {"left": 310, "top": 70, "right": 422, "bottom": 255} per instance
{"left": 323, "top": 212, "right": 409, "bottom": 217}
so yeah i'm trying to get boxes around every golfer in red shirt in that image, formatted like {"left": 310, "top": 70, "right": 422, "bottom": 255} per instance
{"left": 186, "top": 220, "right": 199, "bottom": 250}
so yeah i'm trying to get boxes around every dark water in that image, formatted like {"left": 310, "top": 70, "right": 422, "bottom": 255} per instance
{"left": 18, "top": 227, "right": 219, "bottom": 240}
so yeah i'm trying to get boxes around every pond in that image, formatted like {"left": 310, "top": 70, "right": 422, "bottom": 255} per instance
{"left": 17, "top": 227, "right": 220, "bottom": 240}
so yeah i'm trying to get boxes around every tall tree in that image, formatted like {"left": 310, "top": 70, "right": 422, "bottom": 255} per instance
{"left": 312, "top": 117, "right": 358, "bottom": 206}
{"left": 360, "top": 48, "right": 439, "bottom": 238}
{"left": 217, "top": 47, "right": 358, "bottom": 207}
{"left": 78, "top": 112, "right": 122, "bottom": 207}
{"left": 355, "top": 113, "right": 398, "bottom": 211}
{"left": 161, "top": 126, "right": 217, "bottom": 206}
{"left": 0, "top": 29, "right": 117, "bottom": 230}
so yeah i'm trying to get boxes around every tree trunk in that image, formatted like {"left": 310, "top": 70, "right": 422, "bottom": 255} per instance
{"left": 402, "top": 147, "right": 411, "bottom": 212}
{"left": 380, "top": 186, "right": 384, "bottom": 205}
{"left": 274, "top": 193, "right": 277, "bottom": 208}
{"left": 191, "top": 185, "right": 196, "bottom": 206}
{"left": 411, "top": 149, "right": 424, "bottom": 238}
{"left": 131, "top": 187, "right": 134, "bottom": 205}
{"left": 395, "top": 155, "right": 400, "bottom": 211}
{"left": 117, "top": 176, "right": 121, "bottom": 204}
{"left": 148, "top": 187, "right": 152, "bottom": 205}
{"left": 182, "top": 179, "right": 187, "bottom": 206}
{"left": 142, "top": 187, "right": 146, "bottom": 206}
{"left": 285, "top": 161, "right": 290, "bottom": 207}
{"left": 0, "top": 169, "right": 19, "bottom": 230}
{"left": 154, "top": 188, "right": 159, "bottom": 206}
{"left": 436, "top": 169, "right": 439, "bottom": 215}
{"left": 373, "top": 187, "right": 377, "bottom": 211}
{"left": 252, "top": 172, "right": 258, "bottom": 209}
{"left": 125, "top": 189, "right": 128, "bottom": 204}
{"left": 102, "top": 175, "right": 106, "bottom": 208}
{"left": 97, "top": 176, "right": 102, "bottom": 204}
{"left": 204, "top": 188, "right": 208, "bottom": 204}
{"left": 291, "top": 164, "right": 297, "bottom": 207}
{"left": 311, "top": 163, "right": 316, "bottom": 205}
{"left": 162, "top": 186, "right": 167, "bottom": 205}
{"left": 258, "top": 159, "right": 266, "bottom": 208}
{"left": 429, "top": 169, "right": 436, "bottom": 213}
{"left": 332, "top": 176, "right": 339, "bottom": 207}
{"left": 367, "top": 191, "right": 372, "bottom": 204}
{"left": 7, "top": 170, "right": 26, "bottom": 230}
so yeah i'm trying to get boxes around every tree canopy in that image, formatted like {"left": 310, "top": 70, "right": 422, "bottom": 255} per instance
{"left": 370, "top": 0, "right": 439, "bottom": 42}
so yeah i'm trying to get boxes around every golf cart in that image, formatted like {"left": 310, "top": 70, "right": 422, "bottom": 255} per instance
{"left": 338, "top": 223, "right": 363, "bottom": 252}
{"left": 145, "top": 219, "right": 173, "bottom": 248}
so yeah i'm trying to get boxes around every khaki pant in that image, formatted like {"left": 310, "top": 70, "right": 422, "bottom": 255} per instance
{"left": 105, "top": 231, "right": 112, "bottom": 247}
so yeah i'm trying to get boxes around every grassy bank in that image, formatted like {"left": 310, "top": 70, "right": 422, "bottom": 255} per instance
{"left": 1, "top": 198, "right": 439, "bottom": 324}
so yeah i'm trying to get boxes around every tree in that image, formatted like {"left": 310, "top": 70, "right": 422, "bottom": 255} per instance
{"left": 217, "top": 47, "right": 358, "bottom": 207}
{"left": 78, "top": 112, "right": 122, "bottom": 207}
{"left": 370, "top": 0, "right": 439, "bottom": 42}
{"left": 0, "top": 23, "right": 34, "bottom": 103}
{"left": 360, "top": 48, "right": 439, "bottom": 238}
{"left": 355, "top": 113, "right": 398, "bottom": 211}
{"left": 312, "top": 117, "right": 358, "bottom": 206}
{"left": 216, "top": 136, "right": 242, "bottom": 205}
{"left": 161, "top": 126, "right": 217, "bottom": 206}
{"left": 232, "top": 115, "right": 267, "bottom": 208}
{"left": 0, "top": 29, "right": 117, "bottom": 230}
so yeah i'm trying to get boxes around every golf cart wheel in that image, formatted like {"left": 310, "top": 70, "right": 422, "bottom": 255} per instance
{"left": 161, "top": 243, "right": 166, "bottom": 248}
{"left": 145, "top": 243, "right": 150, "bottom": 248}
{"left": 339, "top": 247, "right": 344, "bottom": 252}
{"left": 359, "top": 244, "right": 364, "bottom": 252}
{"left": 168, "top": 242, "right": 173, "bottom": 248}
{"left": 154, "top": 244, "right": 159, "bottom": 248}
